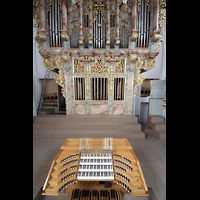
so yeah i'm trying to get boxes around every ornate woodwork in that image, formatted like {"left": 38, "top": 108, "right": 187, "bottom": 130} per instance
{"left": 33, "top": 0, "right": 166, "bottom": 115}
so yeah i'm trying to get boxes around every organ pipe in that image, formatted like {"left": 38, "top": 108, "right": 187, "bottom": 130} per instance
{"left": 48, "top": 0, "right": 62, "bottom": 47}
{"left": 136, "top": 0, "right": 150, "bottom": 48}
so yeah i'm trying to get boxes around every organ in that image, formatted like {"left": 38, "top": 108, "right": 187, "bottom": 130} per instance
{"left": 42, "top": 138, "right": 149, "bottom": 198}
{"left": 33, "top": 0, "right": 166, "bottom": 115}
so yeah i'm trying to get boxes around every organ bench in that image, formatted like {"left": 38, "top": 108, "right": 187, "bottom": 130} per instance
{"left": 42, "top": 138, "right": 148, "bottom": 198}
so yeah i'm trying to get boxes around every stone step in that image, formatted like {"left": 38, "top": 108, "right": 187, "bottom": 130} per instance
{"left": 149, "top": 122, "right": 166, "bottom": 131}
{"left": 33, "top": 130, "right": 145, "bottom": 140}
{"left": 147, "top": 115, "right": 165, "bottom": 126}
{"left": 33, "top": 121, "right": 141, "bottom": 131}
{"left": 152, "top": 130, "right": 166, "bottom": 140}
{"left": 33, "top": 115, "right": 139, "bottom": 123}
{"left": 36, "top": 108, "right": 55, "bottom": 115}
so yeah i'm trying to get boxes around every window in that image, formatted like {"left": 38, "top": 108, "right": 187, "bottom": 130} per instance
{"left": 90, "top": 77, "right": 108, "bottom": 101}
{"left": 74, "top": 77, "right": 85, "bottom": 100}
{"left": 114, "top": 78, "right": 125, "bottom": 101}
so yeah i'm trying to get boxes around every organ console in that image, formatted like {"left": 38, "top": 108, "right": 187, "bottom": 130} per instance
{"left": 42, "top": 138, "right": 148, "bottom": 198}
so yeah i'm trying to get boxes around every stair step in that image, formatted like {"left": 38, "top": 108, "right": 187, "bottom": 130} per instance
{"left": 149, "top": 122, "right": 166, "bottom": 131}
{"left": 147, "top": 115, "right": 165, "bottom": 126}
{"left": 152, "top": 130, "right": 166, "bottom": 140}
{"left": 33, "top": 130, "right": 145, "bottom": 140}
{"left": 33, "top": 122, "right": 141, "bottom": 131}
{"left": 33, "top": 115, "right": 138, "bottom": 123}
{"left": 33, "top": 115, "right": 144, "bottom": 139}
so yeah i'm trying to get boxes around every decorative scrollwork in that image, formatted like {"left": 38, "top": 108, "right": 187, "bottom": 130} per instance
{"left": 159, "top": 0, "right": 166, "bottom": 28}
{"left": 156, "top": 33, "right": 163, "bottom": 52}
{"left": 73, "top": 58, "right": 85, "bottom": 74}
{"left": 79, "top": 56, "right": 94, "bottom": 63}
{"left": 137, "top": 0, "right": 141, "bottom": 12}
{"left": 133, "top": 56, "right": 156, "bottom": 99}
{"left": 91, "top": 58, "right": 108, "bottom": 74}
{"left": 42, "top": 56, "right": 66, "bottom": 98}
{"left": 106, "top": 56, "right": 119, "bottom": 63}
{"left": 111, "top": 12, "right": 115, "bottom": 27}
{"left": 115, "top": 58, "right": 125, "bottom": 73}
{"left": 33, "top": 0, "right": 40, "bottom": 27}
{"left": 93, "top": 2, "right": 106, "bottom": 23}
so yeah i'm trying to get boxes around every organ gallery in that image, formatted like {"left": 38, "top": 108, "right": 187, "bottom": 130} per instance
{"left": 33, "top": 0, "right": 166, "bottom": 115}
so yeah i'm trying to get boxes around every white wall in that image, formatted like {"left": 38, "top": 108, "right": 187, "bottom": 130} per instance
{"left": 33, "top": 19, "right": 56, "bottom": 108}
{"left": 143, "top": 19, "right": 166, "bottom": 80}
{"left": 135, "top": 19, "right": 166, "bottom": 122}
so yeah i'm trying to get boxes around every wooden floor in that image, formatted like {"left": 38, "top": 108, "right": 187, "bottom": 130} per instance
{"left": 33, "top": 132, "right": 166, "bottom": 200}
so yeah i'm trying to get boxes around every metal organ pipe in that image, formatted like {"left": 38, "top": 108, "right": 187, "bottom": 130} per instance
{"left": 48, "top": 0, "right": 62, "bottom": 47}
{"left": 136, "top": 0, "right": 150, "bottom": 48}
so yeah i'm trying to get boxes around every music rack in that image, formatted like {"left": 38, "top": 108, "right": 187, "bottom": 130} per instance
{"left": 42, "top": 138, "right": 148, "bottom": 198}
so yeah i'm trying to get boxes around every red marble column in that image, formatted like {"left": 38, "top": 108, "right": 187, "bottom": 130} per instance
{"left": 77, "top": 0, "right": 83, "bottom": 45}
{"left": 60, "top": 0, "right": 69, "bottom": 41}
{"left": 150, "top": 0, "right": 160, "bottom": 42}
{"left": 115, "top": 1, "right": 120, "bottom": 45}
{"left": 40, "top": 0, "right": 46, "bottom": 30}
{"left": 88, "top": 0, "right": 93, "bottom": 46}
{"left": 106, "top": 1, "right": 111, "bottom": 45}
{"left": 130, "top": 0, "right": 138, "bottom": 41}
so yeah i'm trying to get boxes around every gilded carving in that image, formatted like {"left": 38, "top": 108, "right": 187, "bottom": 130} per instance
{"left": 106, "top": 57, "right": 119, "bottom": 63}
{"left": 73, "top": 58, "right": 85, "bottom": 74}
{"left": 111, "top": 12, "right": 115, "bottom": 27}
{"left": 137, "top": 0, "right": 141, "bottom": 12}
{"left": 88, "top": 2, "right": 93, "bottom": 9}
{"left": 84, "top": 29, "right": 89, "bottom": 39}
{"left": 84, "top": 11, "right": 88, "bottom": 27}
{"left": 33, "top": 0, "right": 40, "bottom": 28}
{"left": 146, "top": 0, "right": 150, "bottom": 12}
{"left": 79, "top": 56, "right": 94, "bottom": 63}
{"left": 110, "top": 29, "right": 115, "bottom": 38}
{"left": 70, "top": 24, "right": 79, "bottom": 35}
{"left": 71, "top": 20, "right": 78, "bottom": 25}
{"left": 91, "top": 58, "right": 109, "bottom": 74}
{"left": 115, "top": 58, "right": 125, "bottom": 74}
{"left": 159, "top": 0, "right": 166, "bottom": 28}
{"left": 119, "top": 24, "right": 129, "bottom": 36}
{"left": 133, "top": 57, "right": 146, "bottom": 99}
{"left": 63, "top": 55, "right": 70, "bottom": 66}
{"left": 129, "top": 54, "right": 137, "bottom": 66}
{"left": 34, "top": 31, "right": 42, "bottom": 52}
{"left": 42, "top": 56, "right": 66, "bottom": 98}
{"left": 93, "top": 2, "right": 106, "bottom": 23}
{"left": 133, "top": 56, "right": 156, "bottom": 99}
{"left": 156, "top": 33, "right": 163, "bottom": 52}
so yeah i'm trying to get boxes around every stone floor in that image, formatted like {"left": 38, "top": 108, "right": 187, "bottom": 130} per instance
{"left": 33, "top": 132, "right": 166, "bottom": 200}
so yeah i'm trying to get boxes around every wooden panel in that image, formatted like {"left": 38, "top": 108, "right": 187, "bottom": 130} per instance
{"left": 42, "top": 138, "right": 148, "bottom": 197}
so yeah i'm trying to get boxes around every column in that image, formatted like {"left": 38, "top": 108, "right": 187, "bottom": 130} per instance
{"left": 115, "top": 1, "right": 120, "bottom": 45}
{"left": 61, "top": 0, "right": 69, "bottom": 42}
{"left": 88, "top": 1, "right": 93, "bottom": 46}
{"left": 130, "top": 0, "right": 138, "bottom": 41}
{"left": 40, "top": 0, "right": 46, "bottom": 30}
{"left": 78, "top": 0, "right": 84, "bottom": 45}
{"left": 150, "top": 0, "right": 160, "bottom": 41}
{"left": 106, "top": 1, "right": 111, "bottom": 46}
{"left": 39, "top": 0, "right": 48, "bottom": 43}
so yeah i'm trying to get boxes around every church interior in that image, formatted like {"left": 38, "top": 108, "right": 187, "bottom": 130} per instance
{"left": 33, "top": 0, "right": 166, "bottom": 199}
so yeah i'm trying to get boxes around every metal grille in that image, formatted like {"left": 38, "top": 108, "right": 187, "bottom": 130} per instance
{"left": 74, "top": 78, "right": 85, "bottom": 100}
{"left": 90, "top": 78, "right": 108, "bottom": 101}
{"left": 114, "top": 78, "right": 125, "bottom": 101}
